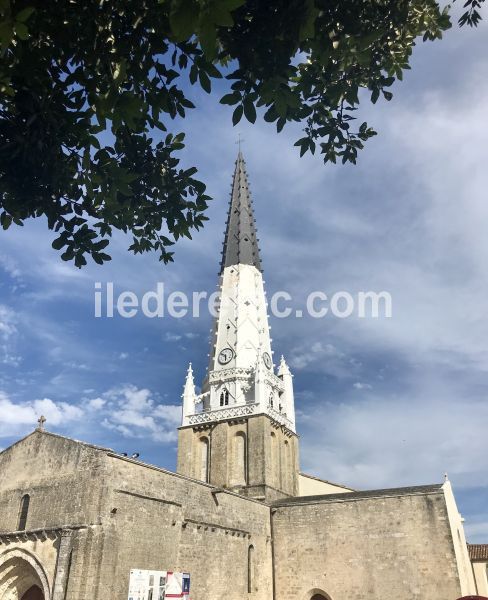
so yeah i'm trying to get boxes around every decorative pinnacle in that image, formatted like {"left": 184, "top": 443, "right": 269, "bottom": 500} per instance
{"left": 277, "top": 355, "right": 291, "bottom": 376}
{"left": 185, "top": 362, "right": 194, "bottom": 383}
{"left": 37, "top": 415, "right": 46, "bottom": 431}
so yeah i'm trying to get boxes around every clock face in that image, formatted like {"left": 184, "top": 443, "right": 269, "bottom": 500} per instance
{"left": 218, "top": 347, "right": 234, "bottom": 365}
{"left": 262, "top": 352, "right": 272, "bottom": 369}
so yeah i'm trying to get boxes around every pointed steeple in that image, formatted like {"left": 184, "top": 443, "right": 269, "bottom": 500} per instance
{"left": 220, "top": 152, "right": 262, "bottom": 273}
{"left": 177, "top": 152, "right": 299, "bottom": 501}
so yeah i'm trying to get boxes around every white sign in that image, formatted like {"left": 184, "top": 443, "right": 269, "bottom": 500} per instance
{"left": 128, "top": 569, "right": 190, "bottom": 600}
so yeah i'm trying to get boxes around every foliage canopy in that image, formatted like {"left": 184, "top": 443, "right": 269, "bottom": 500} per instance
{"left": 0, "top": 0, "right": 482, "bottom": 266}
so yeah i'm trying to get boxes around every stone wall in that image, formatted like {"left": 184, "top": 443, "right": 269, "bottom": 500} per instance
{"left": 96, "top": 453, "right": 273, "bottom": 600}
{"left": 271, "top": 485, "right": 465, "bottom": 600}
{"left": 0, "top": 431, "right": 107, "bottom": 533}
{"left": 177, "top": 414, "right": 299, "bottom": 501}
{"left": 0, "top": 431, "right": 273, "bottom": 600}
{"left": 0, "top": 431, "right": 472, "bottom": 600}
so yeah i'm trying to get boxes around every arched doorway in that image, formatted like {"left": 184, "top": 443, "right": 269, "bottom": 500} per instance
{"left": 0, "top": 549, "right": 49, "bottom": 600}
{"left": 21, "top": 585, "right": 44, "bottom": 600}
{"left": 306, "top": 590, "right": 331, "bottom": 600}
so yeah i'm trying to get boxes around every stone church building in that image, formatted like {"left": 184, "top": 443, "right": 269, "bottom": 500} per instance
{"left": 0, "top": 154, "right": 486, "bottom": 600}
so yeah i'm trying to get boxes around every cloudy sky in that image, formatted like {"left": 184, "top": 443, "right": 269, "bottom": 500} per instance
{"left": 1, "top": 7, "right": 487, "bottom": 541}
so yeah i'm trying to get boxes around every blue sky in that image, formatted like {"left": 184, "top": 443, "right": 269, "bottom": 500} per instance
{"left": 1, "top": 6, "right": 487, "bottom": 542}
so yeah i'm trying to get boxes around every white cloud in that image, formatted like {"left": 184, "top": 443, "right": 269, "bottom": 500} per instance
{"left": 0, "top": 391, "right": 35, "bottom": 425}
{"left": 184, "top": 332, "right": 199, "bottom": 339}
{"left": 353, "top": 382, "right": 372, "bottom": 390}
{"left": 89, "top": 385, "right": 180, "bottom": 443}
{"left": 153, "top": 404, "right": 181, "bottom": 427}
{"left": 119, "top": 352, "right": 129, "bottom": 360}
{"left": 33, "top": 398, "right": 84, "bottom": 424}
{"left": 299, "top": 385, "right": 488, "bottom": 492}
{"left": 0, "top": 253, "right": 22, "bottom": 280}
{"left": 118, "top": 385, "right": 153, "bottom": 411}
{"left": 0, "top": 305, "right": 17, "bottom": 340}
{"left": 164, "top": 332, "right": 182, "bottom": 342}
{"left": 87, "top": 397, "right": 106, "bottom": 410}
{"left": 289, "top": 341, "right": 344, "bottom": 370}
{"left": 0, "top": 391, "right": 83, "bottom": 437}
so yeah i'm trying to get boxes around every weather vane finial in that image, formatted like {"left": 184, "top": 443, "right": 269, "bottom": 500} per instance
{"left": 236, "top": 133, "right": 244, "bottom": 153}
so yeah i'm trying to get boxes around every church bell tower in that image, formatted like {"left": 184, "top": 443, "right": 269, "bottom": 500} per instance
{"left": 176, "top": 153, "right": 299, "bottom": 501}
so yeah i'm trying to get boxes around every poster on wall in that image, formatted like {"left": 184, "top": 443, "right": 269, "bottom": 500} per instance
{"left": 128, "top": 569, "right": 190, "bottom": 600}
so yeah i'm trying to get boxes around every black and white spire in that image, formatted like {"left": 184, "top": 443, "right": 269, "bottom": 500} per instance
{"left": 220, "top": 152, "right": 262, "bottom": 273}
{"left": 181, "top": 152, "right": 296, "bottom": 433}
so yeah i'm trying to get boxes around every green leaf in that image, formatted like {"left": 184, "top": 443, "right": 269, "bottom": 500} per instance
{"left": 14, "top": 22, "right": 28, "bottom": 40}
{"left": 220, "top": 92, "right": 240, "bottom": 105}
{"left": 169, "top": 0, "right": 199, "bottom": 41}
{"left": 232, "top": 104, "right": 243, "bottom": 126}
{"left": 298, "top": 0, "right": 319, "bottom": 41}
{"left": 16, "top": 7, "right": 35, "bottom": 22}
{"left": 243, "top": 99, "right": 256, "bottom": 123}
{"left": 199, "top": 70, "right": 211, "bottom": 93}
{"left": 189, "top": 64, "right": 198, "bottom": 85}
{"left": 0, "top": 22, "right": 14, "bottom": 49}
{"left": 0, "top": 212, "right": 12, "bottom": 230}
{"left": 205, "top": 62, "right": 222, "bottom": 79}
{"left": 74, "top": 253, "right": 87, "bottom": 268}
{"left": 198, "top": 20, "right": 217, "bottom": 60}
{"left": 52, "top": 236, "right": 67, "bottom": 251}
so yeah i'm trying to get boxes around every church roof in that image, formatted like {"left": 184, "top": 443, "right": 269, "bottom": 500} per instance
{"left": 468, "top": 544, "right": 488, "bottom": 561}
{"left": 271, "top": 483, "right": 444, "bottom": 507}
{"left": 0, "top": 428, "right": 114, "bottom": 456}
{"left": 220, "top": 152, "right": 262, "bottom": 273}
{"left": 299, "top": 471, "right": 356, "bottom": 491}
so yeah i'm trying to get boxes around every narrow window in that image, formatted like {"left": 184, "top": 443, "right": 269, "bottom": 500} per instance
{"left": 269, "top": 393, "right": 274, "bottom": 408}
{"left": 220, "top": 389, "right": 230, "bottom": 407}
{"left": 232, "top": 432, "right": 247, "bottom": 485}
{"left": 270, "top": 431, "right": 281, "bottom": 488}
{"left": 18, "top": 494, "right": 30, "bottom": 530}
{"left": 282, "top": 440, "right": 290, "bottom": 488}
{"left": 248, "top": 544, "right": 255, "bottom": 593}
{"left": 200, "top": 437, "right": 209, "bottom": 482}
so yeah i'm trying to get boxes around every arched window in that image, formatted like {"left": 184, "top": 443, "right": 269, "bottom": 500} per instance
{"left": 199, "top": 437, "right": 209, "bottom": 482}
{"left": 270, "top": 431, "right": 279, "bottom": 487}
{"left": 247, "top": 545, "right": 255, "bottom": 593}
{"left": 281, "top": 440, "right": 290, "bottom": 489}
{"left": 219, "top": 389, "right": 229, "bottom": 407}
{"left": 308, "top": 590, "right": 332, "bottom": 600}
{"left": 18, "top": 494, "right": 30, "bottom": 531}
{"left": 231, "top": 432, "right": 247, "bottom": 485}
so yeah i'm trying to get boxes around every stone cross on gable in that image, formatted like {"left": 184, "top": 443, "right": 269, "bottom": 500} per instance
{"left": 37, "top": 415, "right": 46, "bottom": 431}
